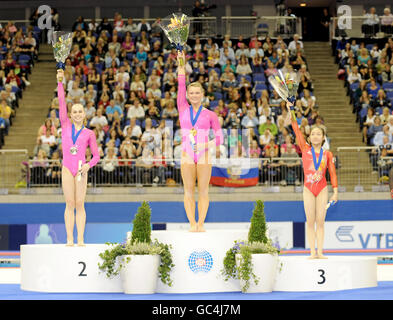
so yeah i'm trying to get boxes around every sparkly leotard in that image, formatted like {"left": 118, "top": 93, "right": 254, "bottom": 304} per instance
{"left": 58, "top": 82, "right": 100, "bottom": 176}
{"left": 291, "top": 114, "right": 338, "bottom": 196}
{"left": 177, "top": 74, "right": 223, "bottom": 163}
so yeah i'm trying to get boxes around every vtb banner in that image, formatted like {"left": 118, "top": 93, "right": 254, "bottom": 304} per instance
{"left": 210, "top": 158, "right": 259, "bottom": 187}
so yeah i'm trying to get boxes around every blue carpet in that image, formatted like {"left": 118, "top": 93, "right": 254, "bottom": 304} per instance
{"left": 1, "top": 282, "right": 392, "bottom": 300}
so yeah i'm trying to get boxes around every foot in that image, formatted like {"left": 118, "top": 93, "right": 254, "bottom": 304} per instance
{"left": 317, "top": 253, "right": 328, "bottom": 259}
{"left": 307, "top": 252, "right": 317, "bottom": 259}
{"left": 77, "top": 242, "right": 86, "bottom": 247}
{"left": 66, "top": 241, "right": 74, "bottom": 247}
{"left": 197, "top": 224, "right": 206, "bottom": 232}
{"left": 189, "top": 224, "right": 198, "bottom": 232}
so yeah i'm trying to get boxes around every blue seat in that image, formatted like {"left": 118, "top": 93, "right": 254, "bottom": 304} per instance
{"left": 253, "top": 73, "right": 266, "bottom": 82}
{"left": 214, "top": 92, "right": 223, "bottom": 100}
{"left": 254, "top": 83, "right": 267, "bottom": 91}
{"left": 210, "top": 100, "right": 219, "bottom": 109}
{"left": 382, "top": 82, "right": 393, "bottom": 91}
{"left": 386, "top": 91, "right": 393, "bottom": 100}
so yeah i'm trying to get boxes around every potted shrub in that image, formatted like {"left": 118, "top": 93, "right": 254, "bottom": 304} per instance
{"left": 221, "top": 200, "right": 280, "bottom": 293}
{"left": 98, "top": 201, "right": 174, "bottom": 294}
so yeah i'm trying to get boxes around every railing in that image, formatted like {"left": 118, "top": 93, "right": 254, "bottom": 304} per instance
{"left": 330, "top": 16, "right": 393, "bottom": 41}
{"left": 336, "top": 146, "right": 392, "bottom": 192}
{"left": 1, "top": 16, "right": 301, "bottom": 40}
{"left": 26, "top": 157, "right": 310, "bottom": 189}
{"left": 0, "top": 149, "right": 29, "bottom": 191}
{"left": 221, "top": 16, "right": 301, "bottom": 39}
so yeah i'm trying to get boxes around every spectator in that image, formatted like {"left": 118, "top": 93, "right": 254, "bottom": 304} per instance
{"left": 241, "top": 109, "right": 259, "bottom": 129}
{"left": 40, "top": 129, "right": 57, "bottom": 157}
{"left": 236, "top": 56, "right": 252, "bottom": 75}
{"left": 362, "top": 7, "right": 380, "bottom": 37}
{"left": 362, "top": 108, "right": 376, "bottom": 143}
{"left": 288, "top": 34, "right": 303, "bottom": 56}
{"left": 279, "top": 137, "right": 301, "bottom": 186}
{"left": 89, "top": 108, "right": 108, "bottom": 128}
{"left": 126, "top": 98, "right": 145, "bottom": 121}
{"left": 367, "top": 116, "right": 383, "bottom": 145}
{"left": 0, "top": 99, "right": 12, "bottom": 134}
{"left": 373, "top": 125, "right": 393, "bottom": 146}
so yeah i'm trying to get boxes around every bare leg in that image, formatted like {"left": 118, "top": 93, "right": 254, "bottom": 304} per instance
{"left": 196, "top": 153, "right": 212, "bottom": 232}
{"left": 181, "top": 153, "right": 197, "bottom": 232}
{"left": 75, "top": 170, "right": 88, "bottom": 246}
{"left": 315, "top": 187, "right": 328, "bottom": 258}
{"left": 303, "top": 187, "right": 317, "bottom": 259}
{"left": 62, "top": 166, "right": 76, "bottom": 246}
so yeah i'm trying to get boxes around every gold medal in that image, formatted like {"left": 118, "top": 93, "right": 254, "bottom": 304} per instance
{"left": 190, "top": 128, "right": 197, "bottom": 136}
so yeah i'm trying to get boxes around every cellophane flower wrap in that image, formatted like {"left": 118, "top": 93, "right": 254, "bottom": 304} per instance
{"left": 52, "top": 31, "right": 73, "bottom": 69}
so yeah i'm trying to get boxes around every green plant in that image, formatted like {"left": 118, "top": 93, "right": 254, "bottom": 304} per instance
{"left": 131, "top": 201, "right": 151, "bottom": 244}
{"left": 221, "top": 200, "right": 280, "bottom": 292}
{"left": 98, "top": 201, "right": 174, "bottom": 287}
{"left": 248, "top": 200, "right": 268, "bottom": 243}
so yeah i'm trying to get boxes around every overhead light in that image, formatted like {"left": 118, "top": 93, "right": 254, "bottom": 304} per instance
{"left": 300, "top": 3, "right": 307, "bottom": 7}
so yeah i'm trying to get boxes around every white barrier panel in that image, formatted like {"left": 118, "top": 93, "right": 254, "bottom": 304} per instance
{"left": 152, "top": 230, "right": 247, "bottom": 293}
{"left": 308, "top": 221, "right": 393, "bottom": 250}
{"left": 274, "top": 256, "right": 377, "bottom": 291}
{"left": 20, "top": 244, "right": 122, "bottom": 293}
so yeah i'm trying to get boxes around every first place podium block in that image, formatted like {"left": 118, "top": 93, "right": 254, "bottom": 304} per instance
{"left": 152, "top": 230, "right": 247, "bottom": 294}
{"left": 20, "top": 244, "right": 122, "bottom": 293}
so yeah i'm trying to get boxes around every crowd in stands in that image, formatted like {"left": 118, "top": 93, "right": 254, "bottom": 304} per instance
{"left": 30, "top": 13, "right": 327, "bottom": 186}
{"left": 336, "top": 32, "right": 393, "bottom": 182}
{"left": 0, "top": 22, "right": 36, "bottom": 149}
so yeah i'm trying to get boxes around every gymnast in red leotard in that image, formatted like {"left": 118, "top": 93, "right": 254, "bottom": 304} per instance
{"left": 176, "top": 50, "right": 223, "bottom": 232}
{"left": 287, "top": 101, "right": 338, "bottom": 259}
{"left": 57, "top": 69, "right": 100, "bottom": 246}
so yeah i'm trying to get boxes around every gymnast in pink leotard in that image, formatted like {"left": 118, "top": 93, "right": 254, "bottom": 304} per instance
{"left": 57, "top": 69, "right": 100, "bottom": 246}
{"left": 176, "top": 50, "right": 223, "bottom": 232}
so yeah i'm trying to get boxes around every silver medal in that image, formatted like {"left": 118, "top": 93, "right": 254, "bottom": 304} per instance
{"left": 70, "top": 146, "right": 78, "bottom": 155}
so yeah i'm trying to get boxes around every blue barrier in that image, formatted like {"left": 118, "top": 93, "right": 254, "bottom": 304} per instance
{"left": 0, "top": 200, "right": 391, "bottom": 224}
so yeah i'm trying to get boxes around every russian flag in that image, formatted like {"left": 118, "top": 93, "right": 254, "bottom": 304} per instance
{"left": 210, "top": 158, "right": 259, "bottom": 187}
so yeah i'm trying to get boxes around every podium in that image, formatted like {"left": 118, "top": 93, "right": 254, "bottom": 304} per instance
{"left": 20, "top": 233, "right": 378, "bottom": 293}
{"left": 274, "top": 256, "right": 378, "bottom": 291}
{"left": 152, "top": 230, "right": 247, "bottom": 293}
{"left": 20, "top": 244, "right": 122, "bottom": 292}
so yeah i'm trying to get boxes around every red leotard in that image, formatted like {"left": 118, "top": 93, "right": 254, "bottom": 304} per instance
{"left": 291, "top": 116, "right": 338, "bottom": 197}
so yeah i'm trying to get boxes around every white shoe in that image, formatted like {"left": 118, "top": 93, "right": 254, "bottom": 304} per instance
{"left": 25, "top": 80, "right": 31, "bottom": 86}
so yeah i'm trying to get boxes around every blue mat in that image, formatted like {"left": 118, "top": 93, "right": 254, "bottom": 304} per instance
{"left": 1, "top": 282, "right": 392, "bottom": 300}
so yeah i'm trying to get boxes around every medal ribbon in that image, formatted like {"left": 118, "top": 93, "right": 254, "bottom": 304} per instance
{"left": 190, "top": 105, "right": 203, "bottom": 129}
{"left": 311, "top": 146, "right": 323, "bottom": 171}
{"left": 72, "top": 123, "right": 84, "bottom": 145}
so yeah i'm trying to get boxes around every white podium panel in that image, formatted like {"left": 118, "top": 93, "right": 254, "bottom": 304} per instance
{"left": 152, "top": 230, "right": 247, "bottom": 293}
{"left": 274, "top": 256, "right": 378, "bottom": 291}
{"left": 20, "top": 244, "right": 122, "bottom": 293}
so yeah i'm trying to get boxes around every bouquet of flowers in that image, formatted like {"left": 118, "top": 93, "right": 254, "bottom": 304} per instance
{"left": 268, "top": 70, "right": 299, "bottom": 105}
{"left": 159, "top": 13, "right": 190, "bottom": 66}
{"left": 51, "top": 31, "right": 73, "bottom": 70}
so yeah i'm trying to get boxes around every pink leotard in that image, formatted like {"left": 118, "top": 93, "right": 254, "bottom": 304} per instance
{"left": 177, "top": 74, "right": 223, "bottom": 163}
{"left": 57, "top": 82, "right": 100, "bottom": 176}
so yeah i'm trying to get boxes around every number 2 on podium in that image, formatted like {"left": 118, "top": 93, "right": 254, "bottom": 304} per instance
{"left": 78, "top": 261, "right": 87, "bottom": 277}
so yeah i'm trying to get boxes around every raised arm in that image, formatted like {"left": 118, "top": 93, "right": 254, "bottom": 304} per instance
{"left": 176, "top": 50, "right": 189, "bottom": 114}
{"left": 286, "top": 101, "right": 307, "bottom": 153}
{"left": 57, "top": 69, "right": 71, "bottom": 127}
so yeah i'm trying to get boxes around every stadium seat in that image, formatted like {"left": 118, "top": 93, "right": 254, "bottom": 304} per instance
{"left": 382, "top": 82, "right": 393, "bottom": 92}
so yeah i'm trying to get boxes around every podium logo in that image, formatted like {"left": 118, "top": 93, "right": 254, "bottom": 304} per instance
{"left": 335, "top": 226, "right": 354, "bottom": 242}
{"left": 188, "top": 250, "right": 213, "bottom": 273}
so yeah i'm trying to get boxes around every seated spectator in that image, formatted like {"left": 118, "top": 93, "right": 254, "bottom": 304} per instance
{"left": 362, "top": 108, "right": 375, "bottom": 142}
{"left": 263, "top": 139, "right": 279, "bottom": 158}
{"left": 161, "top": 99, "right": 178, "bottom": 121}
{"left": 380, "top": 107, "right": 392, "bottom": 125}
{"left": 130, "top": 74, "right": 145, "bottom": 92}
{"left": 366, "top": 78, "right": 380, "bottom": 100}
{"left": 241, "top": 109, "right": 259, "bottom": 129}
{"left": 126, "top": 98, "right": 145, "bottom": 121}
{"left": 40, "top": 129, "right": 57, "bottom": 157}
{"left": 89, "top": 108, "right": 109, "bottom": 128}
{"left": 288, "top": 34, "right": 303, "bottom": 57}
{"left": 367, "top": 116, "right": 383, "bottom": 145}
{"left": 249, "top": 41, "right": 264, "bottom": 59}
{"left": 37, "top": 118, "right": 56, "bottom": 137}
{"left": 0, "top": 98, "right": 12, "bottom": 134}
{"left": 373, "top": 125, "right": 393, "bottom": 146}
{"left": 236, "top": 55, "right": 252, "bottom": 75}
{"left": 105, "top": 99, "right": 123, "bottom": 124}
